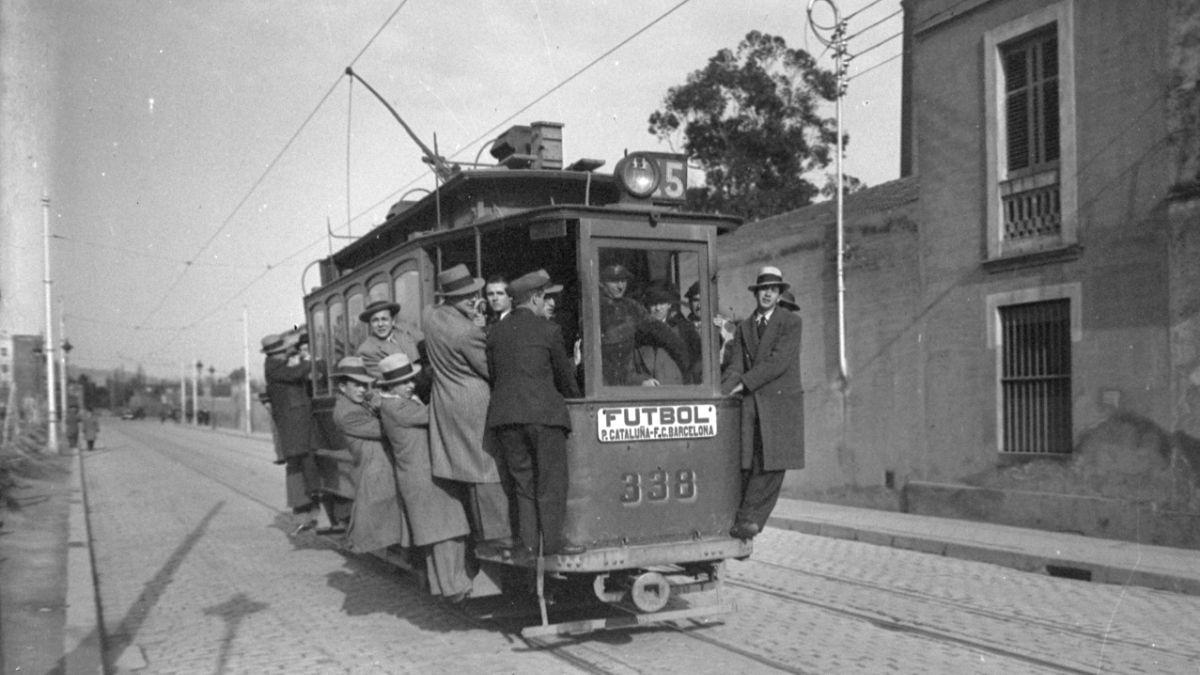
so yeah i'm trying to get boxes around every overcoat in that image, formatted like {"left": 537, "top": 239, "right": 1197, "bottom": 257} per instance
{"left": 422, "top": 303, "right": 498, "bottom": 483}
{"left": 355, "top": 329, "right": 419, "bottom": 378}
{"left": 486, "top": 307, "right": 581, "bottom": 429}
{"left": 332, "top": 393, "right": 410, "bottom": 552}
{"left": 720, "top": 308, "right": 804, "bottom": 471}
{"left": 82, "top": 412, "right": 100, "bottom": 442}
{"left": 264, "top": 354, "right": 314, "bottom": 458}
{"left": 378, "top": 394, "right": 470, "bottom": 546}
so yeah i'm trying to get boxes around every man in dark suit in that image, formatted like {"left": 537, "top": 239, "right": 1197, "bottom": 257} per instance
{"left": 486, "top": 269, "right": 583, "bottom": 557}
{"left": 263, "top": 331, "right": 321, "bottom": 533}
{"left": 721, "top": 266, "right": 804, "bottom": 540}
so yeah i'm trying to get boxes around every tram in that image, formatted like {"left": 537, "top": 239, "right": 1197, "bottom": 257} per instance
{"left": 300, "top": 120, "right": 749, "bottom": 636}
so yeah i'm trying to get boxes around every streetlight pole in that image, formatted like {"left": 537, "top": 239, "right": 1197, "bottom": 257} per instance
{"left": 41, "top": 192, "right": 58, "bottom": 453}
{"left": 193, "top": 360, "right": 202, "bottom": 425}
{"left": 242, "top": 307, "right": 252, "bottom": 434}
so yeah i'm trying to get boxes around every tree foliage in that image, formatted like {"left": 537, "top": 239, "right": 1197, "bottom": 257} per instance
{"left": 648, "top": 31, "right": 859, "bottom": 220}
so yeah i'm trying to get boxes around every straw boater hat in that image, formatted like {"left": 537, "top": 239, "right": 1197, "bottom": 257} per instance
{"left": 333, "top": 356, "right": 374, "bottom": 384}
{"left": 260, "top": 333, "right": 289, "bottom": 355}
{"left": 600, "top": 264, "right": 632, "bottom": 282}
{"left": 435, "top": 264, "right": 484, "bottom": 297}
{"left": 747, "top": 265, "right": 790, "bottom": 292}
{"left": 359, "top": 299, "right": 401, "bottom": 323}
{"left": 375, "top": 352, "right": 421, "bottom": 387}
{"left": 779, "top": 290, "right": 800, "bottom": 312}
{"left": 508, "top": 269, "right": 562, "bottom": 304}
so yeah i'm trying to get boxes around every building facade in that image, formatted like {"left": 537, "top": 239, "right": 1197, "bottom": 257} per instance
{"left": 718, "top": 0, "right": 1200, "bottom": 547}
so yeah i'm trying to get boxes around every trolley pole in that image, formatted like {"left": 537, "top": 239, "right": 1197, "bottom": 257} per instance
{"left": 808, "top": 0, "right": 850, "bottom": 384}
{"left": 41, "top": 192, "right": 59, "bottom": 453}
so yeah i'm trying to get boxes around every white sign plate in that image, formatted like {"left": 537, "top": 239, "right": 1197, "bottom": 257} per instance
{"left": 597, "top": 404, "right": 717, "bottom": 443}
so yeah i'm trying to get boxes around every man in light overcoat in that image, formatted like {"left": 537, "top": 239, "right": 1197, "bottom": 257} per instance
{"left": 721, "top": 266, "right": 804, "bottom": 540}
{"left": 422, "top": 264, "right": 510, "bottom": 543}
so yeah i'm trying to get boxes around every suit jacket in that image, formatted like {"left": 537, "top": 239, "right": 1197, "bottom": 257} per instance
{"left": 422, "top": 303, "right": 497, "bottom": 482}
{"left": 486, "top": 307, "right": 581, "bottom": 429}
{"left": 355, "top": 330, "right": 419, "bottom": 378}
{"left": 264, "top": 354, "right": 314, "bottom": 458}
{"left": 721, "top": 307, "right": 804, "bottom": 471}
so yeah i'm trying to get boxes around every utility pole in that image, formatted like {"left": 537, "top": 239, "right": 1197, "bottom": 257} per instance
{"left": 242, "top": 307, "right": 252, "bottom": 434}
{"left": 808, "top": 0, "right": 850, "bottom": 384}
{"left": 41, "top": 192, "right": 58, "bottom": 453}
{"left": 180, "top": 361, "right": 187, "bottom": 423}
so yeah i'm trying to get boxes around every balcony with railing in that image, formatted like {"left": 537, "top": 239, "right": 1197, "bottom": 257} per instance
{"left": 1000, "top": 168, "right": 1061, "bottom": 249}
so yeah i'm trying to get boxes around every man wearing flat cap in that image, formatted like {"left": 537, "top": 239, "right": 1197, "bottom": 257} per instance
{"left": 486, "top": 269, "right": 583, "bottom": 557}
{"left": 356, "top": 299, "right": 420, "bottom": 379}
{"left": 422, "top": 264, "right": 511, "bottom": 543}
{"left": 721, "top": 266, "right": 804, "bottom": 541}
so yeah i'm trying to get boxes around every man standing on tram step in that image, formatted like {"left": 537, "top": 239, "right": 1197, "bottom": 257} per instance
{"left": 263, "top": 331, "right": 322, "bottom": 533}
{"left": 486, "top": 269, "right": 584, "bottom": 558}
{"left": 422, "top": 264, "right": 511, "bottom": 543}
{"left": 356, "top": 299, "right": 420, "bottom": 379}
{"left": 721, "top": 266, "right": 804, "bottom": 540}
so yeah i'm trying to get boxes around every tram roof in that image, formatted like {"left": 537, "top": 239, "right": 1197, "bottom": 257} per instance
{"left": 327, "top": 167, "right": 740, "bottom": 270}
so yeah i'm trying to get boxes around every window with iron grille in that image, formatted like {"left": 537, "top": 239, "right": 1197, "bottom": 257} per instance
{"left": 999, "top": 299, "right": 1072, "bottom": 454}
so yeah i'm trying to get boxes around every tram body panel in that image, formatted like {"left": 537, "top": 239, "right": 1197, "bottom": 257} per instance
{"left": 562, "top": 398, "right": 741, "bottom": 553}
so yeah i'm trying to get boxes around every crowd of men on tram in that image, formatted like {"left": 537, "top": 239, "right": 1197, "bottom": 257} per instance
{"left": 260, "top": 262, "right": 804, "bottom": 602}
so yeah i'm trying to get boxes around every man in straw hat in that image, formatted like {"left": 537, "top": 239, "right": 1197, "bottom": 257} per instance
{"left": 356, "top": 298, "right": 420, "bottom": 379}
{"left": 721, "top": 266, "right": 804, "bottom": 541}
{"left": 331, "top": 356, "right": 408, "bottom": 553}
{"left": 422, "top": 264, "right": 511, "bottom": 543}
{"left": 263, "top": 331, "right": 322, "bottom": 533}
{"left": 486, "top": 269, "right": 583, "bottom": 558}
{"left": 376, "top": 352, "right": 473, "bottom": 601}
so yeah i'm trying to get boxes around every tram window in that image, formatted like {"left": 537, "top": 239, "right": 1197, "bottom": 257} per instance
{"left": 392, "top": 264, "right": 422, "bottom": 340}
{"left": 347, "top": 290, "right": 365, "bottom": 348}
{"left": 367, "top": 275, "right": 390, "bottom": 304}
{"left": 328, "top": 298, "right": 347, "bottom": 365}
{"left": 595, "top": 245, "right": 707, "bottom": 389}
{"left": 309, "top": 305, "right": 330, "bottom": 394}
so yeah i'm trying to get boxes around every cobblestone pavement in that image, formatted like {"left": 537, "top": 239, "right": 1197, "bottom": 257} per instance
{"left": 83, "top": 422, "right": 1200, "bottom": 674}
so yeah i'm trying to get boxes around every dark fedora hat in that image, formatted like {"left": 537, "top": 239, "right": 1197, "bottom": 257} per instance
{"left": 685, "top": 281, "right": 701, "bottom": 300}
{"left": 642, "top": 285, "right": 680, "bottom": 307}
{"left": 435, "top": 264, "right": 484, "bottom": 297}
{"left": 600, "top": 264, "right": 632, "bottom": 282}
{"left": 333, "top": 356, "right": 374, "bottom": 384}
{"left": 747, "top": 265, "right": 790, "bottom": 292}
{"left": 375, "top": 352, "right": 421, "bottom": 387}
{"left": 779, "top": 290, "right": 800, "bottom": 312}
{"left": 509, "top": 269, "right": 563, "bottom": 303}
{"left": 359, "top": 300, "right": 401, "bottom": 323}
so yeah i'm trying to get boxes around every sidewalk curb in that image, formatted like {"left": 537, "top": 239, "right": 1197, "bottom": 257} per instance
{"left": 767, "top": 513, "right": 1200, "bottom": 597}
{"left": 64, "top": 451, "right": 104, "bottom": 674}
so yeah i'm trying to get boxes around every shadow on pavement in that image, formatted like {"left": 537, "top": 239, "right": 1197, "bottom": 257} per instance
{"left": 202, "top": 592, "right": 269, "bottom": 674}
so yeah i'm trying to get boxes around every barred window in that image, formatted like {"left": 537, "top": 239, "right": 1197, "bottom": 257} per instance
{"left": 1003, "top": 28, "right": 1059, "bottom": 174}
{"left": 1000, "top": 299, "right": 1072, "bottom": 454}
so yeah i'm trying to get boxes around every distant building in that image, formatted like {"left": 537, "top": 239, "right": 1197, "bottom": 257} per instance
{"left": 717, "top": 0, "right": 1200, "bottom": 547}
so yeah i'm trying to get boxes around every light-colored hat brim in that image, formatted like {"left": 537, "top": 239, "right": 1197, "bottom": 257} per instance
{"left": 376, "top": 363, "right": 421, "bottom": 387}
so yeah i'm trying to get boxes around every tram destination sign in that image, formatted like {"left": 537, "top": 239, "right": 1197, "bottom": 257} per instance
{"left": 597, "top": 404, "right": 717, "bottom": 443}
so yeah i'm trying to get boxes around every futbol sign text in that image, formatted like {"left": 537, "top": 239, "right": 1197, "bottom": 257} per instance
{"left": 597, "top": 404, "right": 717, "bottom": 443}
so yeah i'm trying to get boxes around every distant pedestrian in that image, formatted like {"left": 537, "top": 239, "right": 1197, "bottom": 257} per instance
{"left": 486, "top": 269, "right": 583, "bottom": 557}
{"left": 722, "top": 266, "right": 804, "bottom": 541}
{"left": 82, "top": 408, "right": 100, "bottom": 451}
{"left": 422, "top": 264, "right": 510, "bottom": 545}
{"left": 65, "top": 405, "right": 81, "bottom": 449}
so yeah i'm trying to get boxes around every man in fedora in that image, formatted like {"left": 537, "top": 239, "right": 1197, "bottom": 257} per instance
{"left": 422, "top": 264, "right": 510, "bottom": 544}
{"left": 486, "top": 269, "right": 583, "bottom": 558}
{"left": 263, "top": 331, "right": 322, "bottom": 532}
{"left": 356, "top": 298, "right": 420, "bottom": 379}
{"left": 721, "top": 265, "right": 804, "bottom": 541}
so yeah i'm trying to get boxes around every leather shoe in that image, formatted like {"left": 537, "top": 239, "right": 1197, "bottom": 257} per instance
{"left": 447, "top": 588, "right": 471, "bottom": 604}
{"left": 730, "top": 522, "right": 760, "bottom": 540}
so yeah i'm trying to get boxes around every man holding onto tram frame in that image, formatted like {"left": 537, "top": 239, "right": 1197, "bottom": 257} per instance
{"left": 422, "top": 264, "right": 511, "bottom": 545}
{"left": 721, "top": 266, "right": 804, "bottom": 541}
{"left": 486, "top": 269, "right": 583, "bottom": 558}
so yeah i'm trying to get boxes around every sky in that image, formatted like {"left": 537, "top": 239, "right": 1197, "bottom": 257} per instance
{"left": 45, "top": 0, "right": 904, "bottom": 381}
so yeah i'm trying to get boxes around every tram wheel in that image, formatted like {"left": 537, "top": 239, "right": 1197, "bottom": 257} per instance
{"left": 629, "top": 571, "right": 671, "bottom": 613}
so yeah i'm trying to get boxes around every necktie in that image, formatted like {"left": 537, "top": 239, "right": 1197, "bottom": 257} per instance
{"left": 756, "top": 314, "right": 767, "bottom": 338}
